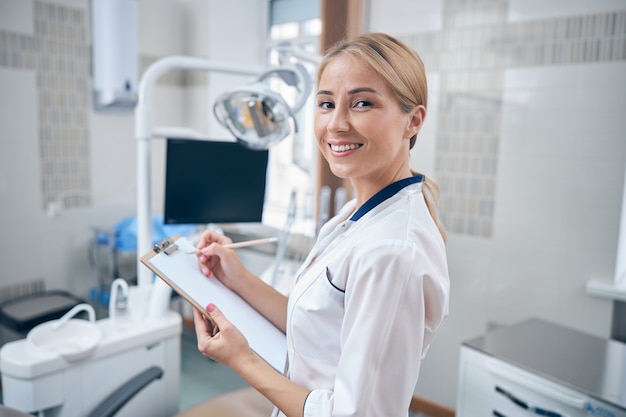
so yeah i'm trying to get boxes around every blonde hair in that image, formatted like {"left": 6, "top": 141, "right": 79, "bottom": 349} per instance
{"left": 318, "top": 33, "right": 446, "bottom": 242}
{"left": 416, "top": 173, "right": 446, "bottom": 243}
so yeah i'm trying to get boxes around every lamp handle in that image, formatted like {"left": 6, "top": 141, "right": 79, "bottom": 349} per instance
{"left": 258, "top": 62, "right": 312, "bottom": 114}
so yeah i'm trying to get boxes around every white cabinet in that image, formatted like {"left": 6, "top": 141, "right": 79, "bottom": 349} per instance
{"left": 456, "top": 319, "right": 626, "bottom": 417}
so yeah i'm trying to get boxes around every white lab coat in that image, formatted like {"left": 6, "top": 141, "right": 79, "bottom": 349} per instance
{"left": 277, "top": 177, "right": 450, "bottom": 417}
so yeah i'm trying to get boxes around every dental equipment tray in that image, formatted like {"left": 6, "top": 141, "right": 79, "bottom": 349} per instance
{"left": 0, "top": 290, "right": 85, "bottom": 332}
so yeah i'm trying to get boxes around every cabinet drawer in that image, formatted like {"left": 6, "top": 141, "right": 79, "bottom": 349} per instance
{"left": 457, "top": 347, "right": 625, "bottom": 417}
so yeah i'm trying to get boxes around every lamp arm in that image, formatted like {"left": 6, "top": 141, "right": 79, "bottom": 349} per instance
{"left": 255, "top": 62, "right": 312, "bottom": 116}
{"left": 136, "top": 56, "right": 264, "bottom": 139}
{"left": 290, "top": 63, "right": 312, "bottom": 114}
{"left": 271, "top": 41, "right": 321, "bottom": 116}
{"left": 134, "top": 56, "right": 263, "bottom": 296}
{"left": 274, "top": 41, "right": 323, "bottom": 66}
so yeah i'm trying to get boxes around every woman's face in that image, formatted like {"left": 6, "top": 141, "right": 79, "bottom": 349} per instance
{"left": 314, "top": 55, "right": 424, "bottom": 201}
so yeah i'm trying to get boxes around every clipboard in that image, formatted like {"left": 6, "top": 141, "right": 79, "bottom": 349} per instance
{"left": 141, "top": 235, "right": 287, "bottom": 372}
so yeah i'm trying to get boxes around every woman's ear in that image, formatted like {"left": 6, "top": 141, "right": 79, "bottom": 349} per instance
{"left": 405, "top": 105, "right": 426, "bottom": 139}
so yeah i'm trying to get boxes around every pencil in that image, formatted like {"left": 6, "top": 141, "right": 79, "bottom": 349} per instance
{"left": 186, "top": 236, "right": 278, "bottom": 254}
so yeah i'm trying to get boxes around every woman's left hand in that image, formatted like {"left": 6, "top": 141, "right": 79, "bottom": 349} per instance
{"left": 192, "top": 303, "right": 254, "bottom": 369}
{"left": 194, "top": 305, "right": 310, "bottom": 417}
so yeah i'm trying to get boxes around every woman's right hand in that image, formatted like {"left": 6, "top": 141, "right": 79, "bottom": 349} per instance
{"left": 197, "top": 230, "right": 289, "bottom": 334}
{"left": 195, "top": 230, "right": 248, "bottom": 291}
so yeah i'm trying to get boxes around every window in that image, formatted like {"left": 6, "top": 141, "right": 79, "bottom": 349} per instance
{"left": 262, "top": 2, "right": 321, "bottom": 238}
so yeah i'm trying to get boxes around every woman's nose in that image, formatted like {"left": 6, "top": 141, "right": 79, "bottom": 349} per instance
{"left": 327, "top": 107, "right": 350, "bottom": 132}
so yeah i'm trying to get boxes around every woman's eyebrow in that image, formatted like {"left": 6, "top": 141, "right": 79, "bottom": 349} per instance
{"left": 348, "top": 87, "right": 380, "bottom": 96}
{"left": 317, "top": 87, "right": 380, "bottom": 96}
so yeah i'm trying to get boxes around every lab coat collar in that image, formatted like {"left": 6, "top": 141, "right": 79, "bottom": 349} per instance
{"left": 349, "top": 174, "right": 425, "bottom": 222}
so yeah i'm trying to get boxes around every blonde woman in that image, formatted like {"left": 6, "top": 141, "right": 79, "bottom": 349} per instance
{"left": 193, "top": 33, "right": 450, "bottom": 417}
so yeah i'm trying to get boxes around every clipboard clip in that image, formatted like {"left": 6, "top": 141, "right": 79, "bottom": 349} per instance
{"left": 153, "top": 237, "right": 179, "bottom": 256}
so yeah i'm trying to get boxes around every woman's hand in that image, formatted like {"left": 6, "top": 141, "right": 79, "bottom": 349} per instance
{"left": 195, "top": 230, "right": 248, "bottom": 291}
{"left": 195, "top": 229, "right": 288, "bottom": 333}
{"left": 193, "top": 304, "right": 255, "bottom": 370}
{"left": 194, "top": 304, "right": 309, "bottom": 417}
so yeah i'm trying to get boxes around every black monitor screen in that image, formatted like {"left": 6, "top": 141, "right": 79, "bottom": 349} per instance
{"left": 164, "top": 139, "right": 269, "bottom": 225}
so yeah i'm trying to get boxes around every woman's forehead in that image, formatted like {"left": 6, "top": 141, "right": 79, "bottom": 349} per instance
{"left": 318, "top": 55, "right": 383, "bottom": 88}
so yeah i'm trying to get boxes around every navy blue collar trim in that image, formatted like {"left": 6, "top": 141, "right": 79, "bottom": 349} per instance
{"left": 349, "top": 174, "right": 425, "bottom": 222}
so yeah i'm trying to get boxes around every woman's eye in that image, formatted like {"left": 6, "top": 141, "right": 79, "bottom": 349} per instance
{"left": 354, "top": 100, "right": 372, "bottom": 108}
{"left": 318, "top": 101, "right": 334, "bottom": 110}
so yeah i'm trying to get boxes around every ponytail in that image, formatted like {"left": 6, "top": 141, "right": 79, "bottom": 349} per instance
{"left": 413, "top": 171, "right": 446, "bottom": 243}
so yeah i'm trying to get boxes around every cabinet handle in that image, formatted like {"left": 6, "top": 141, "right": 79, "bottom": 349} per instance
{"left": 486, "top": 359, "right": 588, "bottom": 409}
{"left": 496, "top": 385, "right": 563, "bottom": 417}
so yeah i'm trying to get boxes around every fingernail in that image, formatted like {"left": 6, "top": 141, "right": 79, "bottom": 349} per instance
{"left": 206, "top": 303, "right": 215, "bottom": 312}
{"left": 201, "top": 247, "right": 209, "bottom": 254}
{"left": 201, "top": 267, "right": 208, "bottom": 275}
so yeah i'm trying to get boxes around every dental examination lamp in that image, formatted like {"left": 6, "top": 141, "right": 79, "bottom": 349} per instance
{"left": 214, "top": 63, "right": 312, "bottom": 150}
{"left": 134, "top": 54, "right": 313, "bottom": 319}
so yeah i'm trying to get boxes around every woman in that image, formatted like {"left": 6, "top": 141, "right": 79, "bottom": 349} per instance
{"left": 192, "top": 32, "right": 450, "bottom": 417}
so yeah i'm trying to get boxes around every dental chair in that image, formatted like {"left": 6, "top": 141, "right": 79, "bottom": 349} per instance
{"left": 0, "top": 366, "right": 163, "bottom": 417}
{"left": 0, "top": 302, "right": 181, "bottom": 417}
{"left": 0, "top": 386, "right": 271, "bottom": 417}
{"left": 0, "top": 290, "right": 85, "bottom": 345}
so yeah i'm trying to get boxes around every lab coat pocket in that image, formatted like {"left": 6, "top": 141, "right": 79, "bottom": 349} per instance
{"left": 290, "top": 266, "right": 345, "bottom": 361}
{"left": 325, "top": 267, "right": 345, "bottom": 293}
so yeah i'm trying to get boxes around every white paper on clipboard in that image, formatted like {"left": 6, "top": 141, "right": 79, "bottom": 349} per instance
{"left": 141, "top": 236, "right": 286, "bottom": 372}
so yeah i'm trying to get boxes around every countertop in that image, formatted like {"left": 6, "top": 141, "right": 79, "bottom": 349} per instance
{"left": 463, "top": 318, "right": 626, "bottom": 410}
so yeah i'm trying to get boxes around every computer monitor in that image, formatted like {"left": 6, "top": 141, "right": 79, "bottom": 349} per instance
{"left": 164, "top": 139, "right": 269, "bottom": 225}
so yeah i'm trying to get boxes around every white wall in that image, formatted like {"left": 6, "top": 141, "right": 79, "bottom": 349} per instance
{"left": 370, "top": 0, "right": 626, "bottom": 408}
{"left": 0, "top": 68, "right": 42, "bottom": 287}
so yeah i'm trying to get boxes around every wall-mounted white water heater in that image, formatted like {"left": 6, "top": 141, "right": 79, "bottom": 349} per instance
{"left": 91, "top": 0, "right": 138, "bottom": 111}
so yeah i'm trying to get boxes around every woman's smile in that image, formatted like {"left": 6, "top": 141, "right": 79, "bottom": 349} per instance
{"left": 329, "top": 142, "right": 363, "bottom": 154}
